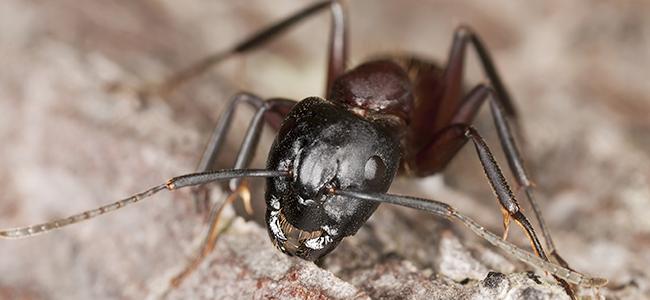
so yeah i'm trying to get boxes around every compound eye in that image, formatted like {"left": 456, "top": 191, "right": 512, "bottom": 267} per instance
{"left": 364, "top": 155, "right": 386, "bottom": 188}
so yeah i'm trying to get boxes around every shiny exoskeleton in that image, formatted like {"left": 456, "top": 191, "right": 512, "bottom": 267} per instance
{"left": 266, "top": 96, "right": 401, "bottom": 260}
{"left": 0, "top": 1, "right": 607, "bottom": 297}
{"left": 264, "top": 58, "right": 452, "bottom": 260}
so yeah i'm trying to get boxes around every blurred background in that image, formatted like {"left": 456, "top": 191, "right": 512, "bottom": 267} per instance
{"left": 0, "top": 0, "right": 649, "bottom": 299}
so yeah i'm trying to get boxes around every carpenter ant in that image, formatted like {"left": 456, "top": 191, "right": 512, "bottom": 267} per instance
{"left": 1, "top": 1, "right": 606, "bottom": 298}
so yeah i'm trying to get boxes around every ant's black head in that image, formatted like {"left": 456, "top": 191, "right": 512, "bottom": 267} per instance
{"left": 265, "top": 97, "right": 401, "bottom": 261}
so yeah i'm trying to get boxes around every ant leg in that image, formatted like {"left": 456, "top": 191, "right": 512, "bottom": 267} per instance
{"left": 440, "top": 25, "right": 568, "bottom": 268}
{"left": 416, "top": 124, "right": 576, "bottom": 298}
{"left": 417, "top": 125, "right": 547, "bottom": 260}
{"left": 453, "top": 83, "right": 570, "bottom": 269}
{"left": 171, "top": 98, "right": 296, "bottom": 288}
{"left": 112, "top": 1, "right": 346, "bottom": 99}
{"left": 463, "top": 126, "right": 545, "bottom": 259}
{"left": 325, "top": 0, "right": 348, "bottom": 97}
{"left": 228, "top": 98, "right": 296, "bottom": 213}
{"left": 230, "top": 98, "right": 297, "bottom": 185}
{"left": 192, "top": 92, "right": 263, "bottom": 213}
{"left": 444, "top": 25, "right": 517, "bottom": 119}
{"left": 331, "top": 189, "right": 608, "bottom": 288}
{"left": 191, "top": 94, "right": 295, "bottom": 213}
{"left": 170, "top": 182, "right": 250, "bottom": 288}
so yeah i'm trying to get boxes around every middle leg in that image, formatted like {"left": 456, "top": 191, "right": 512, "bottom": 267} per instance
{"left": 191, "top": 93, "right": 294, "bottom": 212}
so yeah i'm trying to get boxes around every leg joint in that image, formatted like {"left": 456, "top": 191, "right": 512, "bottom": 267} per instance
{"left": 454, "top": 24, "right": 475, "bottom": 40}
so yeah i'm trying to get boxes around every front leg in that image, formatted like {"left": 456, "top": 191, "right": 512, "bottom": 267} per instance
{"left": 413, "top": 25, "right": 570, "bottom": 271}
{"left": 192, "top": 93, "right": 294, "bottom": 213}
{"left": 171, "top": 96, "right": 296, "bottom": 288}
{"left": 416, "top": 123, "right": 576, "bottom": 298}
{"left": 452, "top": 83, "right": 571, "bottom": 269}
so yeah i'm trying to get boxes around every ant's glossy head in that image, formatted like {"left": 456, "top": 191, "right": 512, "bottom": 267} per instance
{"left": 265, "top": 97, "right": 401, "bottom": 260}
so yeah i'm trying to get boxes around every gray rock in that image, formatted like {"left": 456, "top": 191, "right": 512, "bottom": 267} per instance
{"left": 1, "top": 1, "right": 649, "bottom": 299}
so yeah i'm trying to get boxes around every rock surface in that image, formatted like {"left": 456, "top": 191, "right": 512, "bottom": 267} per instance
{"left": 1, "top": 1, "right": 649, "bottom": 299}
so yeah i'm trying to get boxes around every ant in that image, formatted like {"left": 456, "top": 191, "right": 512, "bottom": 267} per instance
{"left": 1, "top": 1, "right": 606, "bottom": 298}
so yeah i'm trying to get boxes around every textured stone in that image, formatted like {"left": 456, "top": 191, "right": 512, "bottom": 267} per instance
{"left": 1, "top": 1, "right": 649, "bottom": 299}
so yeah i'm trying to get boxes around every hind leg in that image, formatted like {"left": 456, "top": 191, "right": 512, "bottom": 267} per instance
{"left": 111, "top": 1, "right": 347, "bottom": 100}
